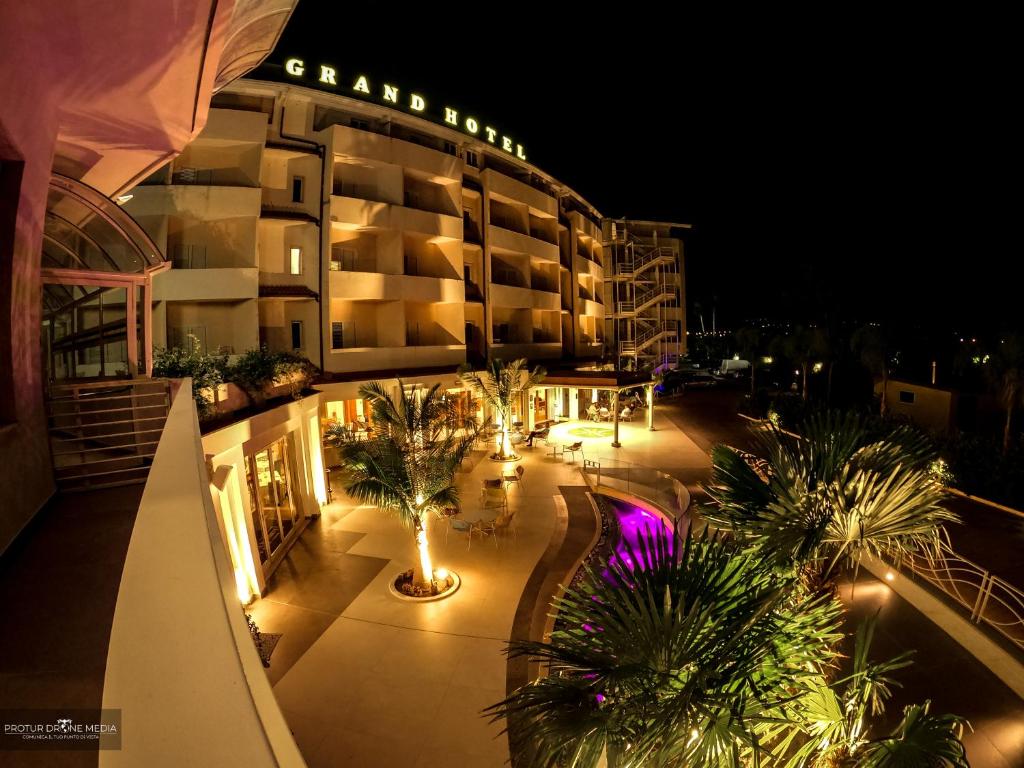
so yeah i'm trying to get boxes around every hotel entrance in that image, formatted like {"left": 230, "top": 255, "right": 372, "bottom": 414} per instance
{"left": 244, "top": 433, "right": 305, "bottom": 574}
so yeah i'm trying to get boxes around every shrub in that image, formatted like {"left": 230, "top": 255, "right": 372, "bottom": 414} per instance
{"left": 228, "top": 347, "right": 317, "bottom": 405}
{"left": 152, "top": 335, "right": 227, "bottom": 419}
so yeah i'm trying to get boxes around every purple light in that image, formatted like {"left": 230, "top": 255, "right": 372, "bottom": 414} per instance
{"left": 595, "top": 693, "right": 606, "bottom": 704}
{"left": 601, "top": 499, "right": 674, "bottom": 581}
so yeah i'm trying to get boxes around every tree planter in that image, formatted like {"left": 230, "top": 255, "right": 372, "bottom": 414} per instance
{"left": 388, "top": 569, "right": 460, "bottom": 602}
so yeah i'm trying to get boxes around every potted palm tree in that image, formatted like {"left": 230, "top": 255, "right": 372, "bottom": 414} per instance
{"left": 459, "top": 357, "right": 546, "bottom": 461}
{"left": 336, "top": 381, "right": 478, "bottom": 596}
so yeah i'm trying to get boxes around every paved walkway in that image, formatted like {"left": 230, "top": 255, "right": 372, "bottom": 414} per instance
{"left": 252, "top": 412, "right": 707, "bottom": 767}
{"left": 0, "top": 486, "right": 143, "bottom": 768}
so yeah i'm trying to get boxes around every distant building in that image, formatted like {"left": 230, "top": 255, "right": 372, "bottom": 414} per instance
{"left": 877, "top": 379, "right": 958, "bottom": 435}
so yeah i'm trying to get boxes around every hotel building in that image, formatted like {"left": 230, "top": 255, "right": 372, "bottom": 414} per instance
{"left": 123, "top": 62, "right": 686, "bottom": 387}
{"left": 125, "top": 73, "right": 610, "bottom": 377}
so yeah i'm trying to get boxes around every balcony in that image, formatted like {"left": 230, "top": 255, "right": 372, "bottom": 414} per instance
{"left": 327, "top": 344, "right": 466, "bottom": 373}
{"left": 95, "top": 379, "right": 305, "bottom": 764}
{"left": 330, "top": 195, "right": 461, "bottom": 239}
{"left": 488, "top": 224, "right": 560, "bottom": 263}
{"left": 329, "top": 270, "right": 464, "bottom": 303}
{"left": 489, "top": 283, "right": 560, "bottom": 311}
{"left": 154, "top": 266, "right": 258, "bottom": 302}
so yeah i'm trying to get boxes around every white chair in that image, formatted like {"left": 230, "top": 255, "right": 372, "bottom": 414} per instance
{"left": 564, "top": 442, "right": 584, "bottom": 463}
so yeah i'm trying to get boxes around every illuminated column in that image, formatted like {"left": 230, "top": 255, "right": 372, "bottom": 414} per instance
{"left": 569, "top": 387, "right": 578, "bottom": 420}
{"left": 647, "top": 384, "right": 655, "bottom": 431}
{"left": 611, "top": 390, "right": 621, "bottom": 448}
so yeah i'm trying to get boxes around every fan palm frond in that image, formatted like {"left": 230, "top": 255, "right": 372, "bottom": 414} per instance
{"left": 703, "top": 411, "right": 958, "bottom": 584}
{"left": 488, "top": 524, "right": 843, "bottom": 768}
{"left": 859, "top": 701, "right": 969, "bottom": 768}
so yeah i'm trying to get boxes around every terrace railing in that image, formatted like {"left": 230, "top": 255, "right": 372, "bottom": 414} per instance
{"left": 582, "top": 458, "right": 689, "bottom": 521}
{"left": 891, "top": 537, "right": 1024, "bottom": 652}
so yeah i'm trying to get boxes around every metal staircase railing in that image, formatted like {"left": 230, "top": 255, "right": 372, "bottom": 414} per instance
{"left": 614, "top": 246, "right": 675, "bottom": 277}
{"left": 46, "top": 379, "right": 172, "bottom": 491}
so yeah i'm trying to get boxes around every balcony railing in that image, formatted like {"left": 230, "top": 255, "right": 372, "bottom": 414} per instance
{"left": 406, "top": 324, "right": 460, "bottom": 347}
{"left": 170, "top": 244, "right": 208, "bottom": 269}
{"left": 100, "top": 379, "right": 304, "bottom": 765}
{"left": 891, "top": 537, "right": 1024, "bottom": 652}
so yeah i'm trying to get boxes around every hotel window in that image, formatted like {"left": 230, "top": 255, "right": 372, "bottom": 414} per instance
{"left": 899, "top": 390, "right": 916, "bottom": 404}
{"left": 351, "top": 118, "right": 369, "bottom": 130}
{"left": 170, "top": 325, "right": 207, "bottom": 352}
{"left": 443, "top": 140, "right": 457, "bottom": 156}
{"left": 291, "top": 176, "right": 304, "bottom": 203}
{"left": 289, "top": 247, "right": 302, "bottom": 275}
{"left": 330, "top": 248, "right": 356, "bottom": 271}
{"left": 466, "top": 150, "right": 478, "bottom": 168}
{"left": 291, "top": 320, "right": 303, "bottom": 350}
{"left": 331, "top": 321, "right": 345, "bottom": 349}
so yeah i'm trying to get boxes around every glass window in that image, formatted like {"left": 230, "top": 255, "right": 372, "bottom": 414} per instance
{"left": 289, "top": 247, "right": 302, "bottom": 275}
{"left": 291, "top": 176, "right": 304, "bottom": 203}
{"left": 291, "top": 320, "right": 303, "bottom": 350}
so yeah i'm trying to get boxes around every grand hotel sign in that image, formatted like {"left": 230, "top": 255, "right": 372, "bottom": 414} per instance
{"left": 281, "top": 58, "right": 528, "bottom": 162}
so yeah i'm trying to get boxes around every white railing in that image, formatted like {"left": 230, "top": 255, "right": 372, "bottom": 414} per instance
{"left": 893, "top": 538, "right": 1024, "bottom": 652}
{"left": 581, "top": 458, "right": 689, "bottom": 521}
{"left": 99, "top": 379, "right": 306, "bottom": 767}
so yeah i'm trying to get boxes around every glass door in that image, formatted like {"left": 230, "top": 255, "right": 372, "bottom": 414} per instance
{"left": 245, "top": 435, "right": 303, "bottom": 570}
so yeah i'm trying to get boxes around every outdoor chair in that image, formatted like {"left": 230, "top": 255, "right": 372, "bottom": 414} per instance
{"left": 494, "top": 508, "right": 517, "bottom": 542}
{"left": 564, "top": 441, "right": 584, "bottom": 463}
{"left": 620, "top": 408, "right": 633, "bottom": 422}
{"left": 503, "top": 465, "right": 525, "bottom": 491}
{"left": 473, "top": 508, "right": 517, "bottom": 548}
{"left": 436, "top": 506, "right": 461, "bottom": 544}
{"left": 480, "top": 483, "right": 508, "bottom": 513}
{"left": 467, "top": 516, "right": 496, "bottom": 549}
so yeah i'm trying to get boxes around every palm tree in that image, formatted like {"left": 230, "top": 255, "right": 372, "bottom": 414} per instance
{"left": 488, "top": 525, "right": 843, "bottom": 767}
{"left": 987, "top": 332, "right": 1024, "bottom": 455}
{"left": 852, "top": 324, "right": 891, "bottom": 418}
{"left": 734, "top": 326, "right": 762, "bottom": 396}
{"left": 704, "top": 411, "right": 958, "bottom": 587}
{"left": 459, "top": 357, "right": 546, "bottom": 461}
{"left": 783, "top": 326, "right": 828, "bottom": 402}
{"left": 334, "top": 381, "right": 478, "bottom": 589}
{"left": 772, "top": 618, "right": 968, "bottom": 767}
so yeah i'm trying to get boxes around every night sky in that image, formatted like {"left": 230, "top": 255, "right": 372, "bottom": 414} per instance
{"left": 271, "top": 6, "right": 1016, "bottom": 334}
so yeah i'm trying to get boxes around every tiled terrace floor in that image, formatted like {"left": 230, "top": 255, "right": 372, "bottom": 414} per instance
{"left": 247, "top": 400, "right": 1024, "bottom": 768}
